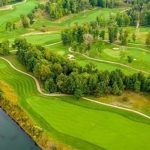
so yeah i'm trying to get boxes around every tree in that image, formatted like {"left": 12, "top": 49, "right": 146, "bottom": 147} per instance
{"left": 83, "top": 33, "right": 93, "bottom": 51}
{"left": 134, "top": 80, "right": 141, "bottom": 92}
{"left": 127, "top": 56, "right": 133, "bottom": 63}
{"left": 99, "top": 30, "right": 105, "bottom": 40}
{"left": 33, "top": 59, "right": 51, "bottom": 81}
{"left": 132, "top": 33, "right": 136, "bottom": 43}
{"left": 27, "top": 13, "right": 34, "bottom": 24}
{"left": 5, "top": 22, "right": 12, "bottom": 31}
{"left": 44, "top": 78, "right": 57, "bottom": 93}
{"left": 0, "top": 40, "right": 10, "bottom": 55}
{"left": 20, "top": 14, "right": 29, "bottom": 28}
{"left": 112, "top": 81, "right": 120, "bottom": 95}
{"left": 74, "top": 88, "right": 83, "bottom": 99}
{"left": 108, "top": 24, "right": 118, "bottom": 43}
{"left": 120, "top": 30, "right": 129, "bottom": 45}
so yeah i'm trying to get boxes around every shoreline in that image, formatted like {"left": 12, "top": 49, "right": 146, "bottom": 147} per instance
{"left": 0, "top": 107, "right": 41, "bottom": 149}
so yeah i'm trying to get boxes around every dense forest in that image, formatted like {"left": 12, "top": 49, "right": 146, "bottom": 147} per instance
{"left": 12, "top": 38, "right": 150, "bottom": 98}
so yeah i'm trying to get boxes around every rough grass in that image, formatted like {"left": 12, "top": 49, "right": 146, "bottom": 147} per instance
{"left": 0, "top": 81, "right": 18, "bottom": 104}
{"left": 0, "top": 58, "right": 150, "bottom": 150}
{"left": 93, "top": 91, "right": 150, "bottom": 116}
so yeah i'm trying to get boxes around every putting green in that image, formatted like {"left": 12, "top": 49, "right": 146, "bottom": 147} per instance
{"left": 0, "top": 58, "right": 150, "bottom": 150}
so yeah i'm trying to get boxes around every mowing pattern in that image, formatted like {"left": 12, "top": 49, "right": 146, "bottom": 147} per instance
{"left": 0, "top": 58, "right": 150, "bottom": 150}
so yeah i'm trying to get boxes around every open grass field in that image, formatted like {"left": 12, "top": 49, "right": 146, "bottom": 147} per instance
{"left": 0, "top": 58, "right": 150, "bottom": 150}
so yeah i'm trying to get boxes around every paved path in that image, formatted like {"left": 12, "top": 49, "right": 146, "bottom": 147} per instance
{"left": 44, "top": 41, "right": 62, "bottom": 47}
{"left": 0, "top": 57, "right": 68, "bottom": 97}
{"left": 0, "top": 0, "right": 26, "bottom": 11}
{"left": 83, "top": 97, "right": 150, "bottom": 119}
{"left": 104, "top": 40, "right": 150, "bottom": 53}
{"left": 69, "top": 47, "right": 150, "bottom": 75}
{"left": 0, "top": 56, "right": 150, "bottom": 120}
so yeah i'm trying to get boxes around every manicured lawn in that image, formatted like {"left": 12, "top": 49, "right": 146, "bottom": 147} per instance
{"left": 0, "top": 58, "right": 150, "bottom": 150}
{"left": 88, "top": 41, "right": 150, "bottom": 73}
{"left": 25, "top": 33, "right": 61, "bottom": 45}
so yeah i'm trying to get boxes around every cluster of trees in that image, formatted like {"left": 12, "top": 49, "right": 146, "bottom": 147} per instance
{"left": 61, "top": 10, "right": 150, "bottom": 48}
{"left": 5, "top": 6, "right": 37, "bottom": 30}
{"left": 61, "top": 16, "right": 132, "bottom": 51}
{"left": 20, "top": 12, "right": 35, "bottom": 28}
{"left": 0, "top": 0, "right": 22, "bottom": 6}
{"left": 43, "top": 0, "right": 125, "bottom": 19}
{"left": 5, "top": 22, "right": 16, "bottom": 31}
{"left": 0, "top": 40, "right": 10, "bottom": 55}
{"left": 14, "top": 39, "right": 150, "bottom": 98}
{"left": 126, "top": 0, "right": 150, "bottom": 26}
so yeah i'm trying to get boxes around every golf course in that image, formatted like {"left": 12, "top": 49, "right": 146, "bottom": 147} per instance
{"left": 0, "top": 0, "right": 150, "bottom": 149}
{"left": 0, "top": 57, "right": 150, "bottom": 150}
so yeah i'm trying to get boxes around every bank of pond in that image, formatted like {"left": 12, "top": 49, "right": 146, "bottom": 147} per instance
{"left": 0, "top": 108, "right": 41, "bottom": 150}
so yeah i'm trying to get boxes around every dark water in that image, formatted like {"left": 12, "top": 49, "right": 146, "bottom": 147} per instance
{"left": 0, "top": 109, "right": 41, "bottom": 150}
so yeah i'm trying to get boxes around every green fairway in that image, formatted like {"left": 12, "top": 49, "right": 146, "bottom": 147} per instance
{"left": 88, "top": 41, "right": 150, "bottom": 73}
{"left": 24, "top": 33, "right": 61, "bottom": 45}
{"left": 0, "top": 58, "right": 150, "bottom": 150}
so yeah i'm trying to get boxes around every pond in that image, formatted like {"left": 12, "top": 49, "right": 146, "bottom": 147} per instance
{"left": 0, "top": 109, "right": 41, "bottom": 150}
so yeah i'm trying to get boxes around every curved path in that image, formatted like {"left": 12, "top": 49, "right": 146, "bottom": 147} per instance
{"left": 0, "top": 57, "right": 68, "bottom": 97}
{"left": 0, "top": 0, "right": 27, "bottom": 11}
{"left": 0, "top": 56, "right": 150, "bottom": 120}
{"left": 104, "top": 40, "right": 150, "bottom": 53}
{"left": 83, "top": 97, "right": 150, "bottom": 119}
{"left": 69, "top": 48, "right": 150, "bottom": 75}
{"left": 113, "top": 43, "right": 150, "bottom": 53}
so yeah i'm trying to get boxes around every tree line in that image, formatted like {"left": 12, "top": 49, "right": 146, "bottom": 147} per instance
{"left": 126, "top": 0, "right": 150, "bottom": 27}
{"left": 0, "top": 0, "right": 22, "bottom": 6}
{"left": 42, "top": 0, "right": 126, "bottom": 19}
{"left": 13, "top": 38, "right": 150, "bottom": 99}
{"left": 61, "top": 12, "right": 150, "bottom": 50}
{"left": 61, "top": 15, "right": 130, "bottom": 50}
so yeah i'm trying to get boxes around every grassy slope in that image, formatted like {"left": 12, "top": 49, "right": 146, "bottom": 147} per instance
{"left": 0, "top": 0, "right": 37, "bottom": 27}
{"left": 0, "top": 0, "right": 38, "bottom": 42}
{"left": 32, "top": 7, "right": 124, "bottom": 29}
{"left": 0, "top": 58, "right": 150, "bottom": 150}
